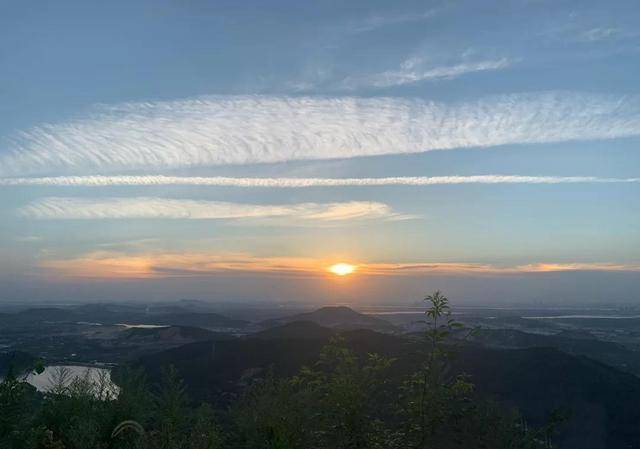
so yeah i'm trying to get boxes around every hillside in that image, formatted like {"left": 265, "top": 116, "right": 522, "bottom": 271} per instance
{"left": 134, "top": 330, "right": 640, "bottom": 448}
{"left": 0, "top": 306, "right": 248, "bottom": 330}
{"left": 145, "top": 312, "right": 249, "bottom": 330}
{"left": 467, "top": 328, "right": 640, "bottom": 376}
{"left": 454, "top": 346, "right": 640, "bottom": 449}
{"left": 260, "top": 306, "right": 397, "bottom": 333}
{"left": 250, "top": 321, "right": 335, "bottom": 340}
{"left": 120, "top": 325, "right": 232, "bottom": 344}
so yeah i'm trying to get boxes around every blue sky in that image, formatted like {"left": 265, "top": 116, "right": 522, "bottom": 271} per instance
{"left": 1, "top": 0, "right": 639, "bottom": 305}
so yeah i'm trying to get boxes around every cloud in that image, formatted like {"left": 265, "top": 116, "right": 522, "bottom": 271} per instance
{"left": 580, "top": 27, "right": 622, "bottom": 42}
{"left": 36, "top": 250, "right": 640, "bottom": 279}
{"left": 341, "top": 58, "right": 512, "bottom": 89}
{"left": 512, "top": 263, "right": 640, "bottom": 273}
{"left": 542, "top": 15, "right": 639, "bottom": 46}
{"left": 39, "top": 252, "right": 326, "bottom": 279}
{"left": 347, "top": 9, "right": 437, "bottom": 34}
{"left": 2, "top": 174, "right": 639, "bottom": 188}
{"left": 3, "top": 93, "right": 640, "bottom": 176}
{"left": 15, "top": 235, "right": 43, "bottom": 243}
{"left": 365, "top": 262, "right": 640, "bottom": 275}
{"left": 17, "top": 197, "right": 401, "bottom": 222}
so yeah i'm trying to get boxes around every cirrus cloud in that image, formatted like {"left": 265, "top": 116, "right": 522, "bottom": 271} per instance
{"left": 2, "top": 92, "right": 640, "bottom": 176}
{"left": 1, "top": 174, "right": 639, "bottom": 188}
{"left": 341, "top": 58, "right": 512, "bottom": 89}
{"left": 17, "top": 196, "right": 404, "bottom": 222}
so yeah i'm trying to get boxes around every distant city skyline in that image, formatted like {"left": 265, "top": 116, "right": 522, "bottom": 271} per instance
{"left": 1, "top": 0, "right": 639, "bottom": 305}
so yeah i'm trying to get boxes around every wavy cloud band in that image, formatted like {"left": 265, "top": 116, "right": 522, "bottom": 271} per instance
{"left": 2, "top": 92, "right": 640, "bottom": 176}
{"left": 1, "top": 174, "right": 639, "bottom": 187}
{"left": 17, "top": 197, "right": 400, "bottom": 222}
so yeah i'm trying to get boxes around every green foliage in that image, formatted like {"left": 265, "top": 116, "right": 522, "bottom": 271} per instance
{"left": 232, "top": 370, "right": 312, "bottom": 449}
{"left": 34, "top": 367, "right": 115, "bottom": 449}
{"left": 231, "top": 292, "right": 553, "bottom": 449}
{"left": 187, "top": 404, "right": 224, "bottom": 449}
{"left": 231, "top": 338, "right": 396, "bottom": 449}
{"left": 399, "top": 290, "right": 474, "bottom": 448}
{"left": 111, "top": 367, "right": 153, "bottom": 447}
{"left": 0, "top": 375, "right": 39, "bottom": 449}
{"left": 0, "top": 364, "right": 225, "bottom": 449}
{"left": 148, "top": 365, "right": 190, "bottom": 449}
{"left": 294, "top": 336, "right": 395, "bottom": 449}
{"left": 395, "top": 291, "right": 555, "bottom": 449}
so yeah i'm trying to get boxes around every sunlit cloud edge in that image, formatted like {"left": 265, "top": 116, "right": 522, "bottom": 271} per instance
{"left": 35, "top": 251, "right": 640, "bottom": 280}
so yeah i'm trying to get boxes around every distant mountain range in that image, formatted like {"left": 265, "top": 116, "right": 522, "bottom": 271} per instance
{"left": 1, "top": 304, "right": 397, "bottom": 334}
{"left": 0, "top": 305, "right": 249, "bottom": 330}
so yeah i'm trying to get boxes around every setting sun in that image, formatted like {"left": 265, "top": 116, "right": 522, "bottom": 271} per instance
{"left": 328, "top": 263, "right": 356, "bottom": 276}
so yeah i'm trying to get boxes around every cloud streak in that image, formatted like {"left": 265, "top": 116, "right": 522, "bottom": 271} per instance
{"left": 364, "top": 262, "right": 640, "bottom": 275}
{"left": 37, "top": 251, "right": 640, "bottom": 280}
{"left": 3, "top": 93, "right": 640, "bottom": 176}
{"left": 17, "top": 197, "right": 400, "bottom": 222}
{"left": 1, "top": 174, "right": 639, "bottom": 188}
{"left": 341, "top": 58, "right": 512, "bottom": 89}
{"left": 346, "top": 9, "right": 437, "bottom": 34}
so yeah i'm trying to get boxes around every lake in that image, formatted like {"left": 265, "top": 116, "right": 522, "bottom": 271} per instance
{"left": 25, "top": 365, "right": 119, "bottom": 397}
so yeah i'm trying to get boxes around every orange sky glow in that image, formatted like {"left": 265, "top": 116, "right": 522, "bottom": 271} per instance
{"left": 35, "top": 251, "right": 640, "bottom": 281}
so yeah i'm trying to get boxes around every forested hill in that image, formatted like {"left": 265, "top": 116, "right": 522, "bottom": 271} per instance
{"left": 258, "top": 306, "right": 398, "bottom": 333}
{"left": 134, "top": 324, "right": 640, "bottom": 449}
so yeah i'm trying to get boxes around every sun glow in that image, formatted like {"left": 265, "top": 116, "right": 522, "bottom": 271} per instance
{"left": 329, "top": 263, "right": 356, "bottom": 276}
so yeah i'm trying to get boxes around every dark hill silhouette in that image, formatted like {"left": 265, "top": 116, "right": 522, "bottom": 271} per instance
{"left": 0, "top": 351, "right": 36, "bottom": 377}
{"left": 14, "top": 308, "right": 71, "bottom": 323}
{"left": 250, "top": 321, "right": 335, "bottom": 340}
{"left": 92, "top": 326, "right": 238, "bottom": 362}
{"left": 145, "top": 305, "right": 194, "bottom": 314}
{"left": 466, "top": 327, "right": 640, "bottom": 376}
{"left": 0, "top": 306, "right": 248, "bottom": 330}
{"left": 134, "top": 330, "right": 640, "bottom": 448}
{"left": 140, "top": 312, "right": 249, "bottom": 330}
{"left": 135, "top": 337, "right": 326, "bottom": 400}
{"left": 260, "top": 306, "right": 397, "bottom": 333}
{"left": 121, "top": 325, "right": 232, "bottom": 343}
{"left": 454, "top": 346, "right": 640, "bottom": 449}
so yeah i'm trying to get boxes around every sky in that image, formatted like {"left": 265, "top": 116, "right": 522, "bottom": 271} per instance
{"left": 1, "top": 0, "right": 639, "bottom": 306}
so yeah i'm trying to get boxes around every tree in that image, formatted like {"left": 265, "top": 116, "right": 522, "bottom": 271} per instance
{"left": 188, "top": 404, "right": 224, "bottom": 449}
{"left": 232, "top": 370, "right": 312, "bottom": 449}
{"left": 149, "top": 365, "right": 190, "bottom": 449}
{"left": 294, "top": 336, "right": 395, "bottom": 449}
{"left": 0, "top": 375, "right": 39, "bottom": 449}
{"left": 111, "top": 367, "right": 153, "bottom": 449}
{"left": 399, "top": 290, "right": 473, "bottom": 448}
{"left": 232, "top": 337, "right": 395, "bottom": 449}
{"left": 0, "top": 357, "right": 50, "bottom": 449}
{"left": 398, "top": 291, "right": 558, "bottom": 449}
